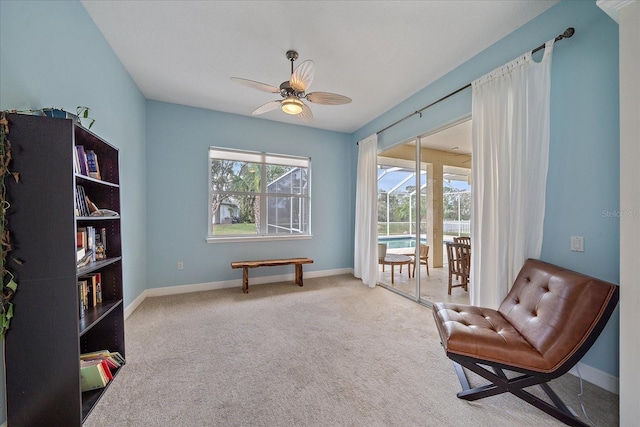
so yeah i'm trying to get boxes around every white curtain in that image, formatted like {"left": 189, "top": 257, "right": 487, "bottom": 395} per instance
{"left": 470, "top": 40, "right": 554, "bottom": 308}
{"left": 354, "top": 134, "right": 379, "bottom": 287}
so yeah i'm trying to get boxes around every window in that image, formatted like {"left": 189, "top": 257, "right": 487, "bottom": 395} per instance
{"left": 208, "top": 147, "right": 311, "bottom": 242}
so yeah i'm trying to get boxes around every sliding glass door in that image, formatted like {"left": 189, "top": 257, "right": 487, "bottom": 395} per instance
{"left": 377, "top": 140, "right": 425, "bottom": 299}
{"left": 376, "top": 120, "right": 472, "bottom": 307}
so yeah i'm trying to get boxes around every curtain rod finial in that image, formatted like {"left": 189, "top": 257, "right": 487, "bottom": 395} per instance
{"left": 563, "top": 28, "right": 575, "bottom": 39}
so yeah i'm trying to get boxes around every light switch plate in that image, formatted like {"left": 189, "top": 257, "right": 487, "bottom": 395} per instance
{"left": 571, "top": 236, "right": 584, "bottom": 252}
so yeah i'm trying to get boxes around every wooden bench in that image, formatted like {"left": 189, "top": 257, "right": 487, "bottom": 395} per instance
{"left": 231, "top": 257, "right": 314, "bottom": 293}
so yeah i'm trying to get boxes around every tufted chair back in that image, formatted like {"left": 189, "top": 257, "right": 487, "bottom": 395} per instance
{"left": 498, "top": 259, "right": 618, "bottom": 373}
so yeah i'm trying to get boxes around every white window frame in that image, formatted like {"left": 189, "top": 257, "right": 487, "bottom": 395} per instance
{"left": 207, "top": 147, "right": 312, "bottom": 243}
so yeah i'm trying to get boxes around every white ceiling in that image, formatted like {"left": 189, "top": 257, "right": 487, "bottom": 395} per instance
{"left": 81, "top": 0, "right": 558, "bottom": 134}
{"left": 419, "top": 119, "right": 473, "bottom": 155}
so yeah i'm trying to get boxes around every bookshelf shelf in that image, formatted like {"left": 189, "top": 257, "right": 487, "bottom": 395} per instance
{"left": 78, "top": 256, "right": 123, "bottom": 276}
{"left": 77, "top": 216, "right": 121, "bottom": 221}
{"left": 79, "top": 300, "right": 123, "bottom": 336}
{"left": 75, "top": 173, "right": 120, "bottom": 188}
{"left": 5, "top": 113, "right": 126, "bottom": 426}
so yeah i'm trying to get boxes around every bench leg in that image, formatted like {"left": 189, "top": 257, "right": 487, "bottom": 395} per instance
{"left": 242, "top": 267, "right": 249, "bottom": 293}
{"left": 295, "top": 264, "right": 304, "bottom": 287}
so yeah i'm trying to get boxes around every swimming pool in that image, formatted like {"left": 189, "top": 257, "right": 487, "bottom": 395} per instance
{"left": 379, "top": 235, "right": 427, "bottom": 249}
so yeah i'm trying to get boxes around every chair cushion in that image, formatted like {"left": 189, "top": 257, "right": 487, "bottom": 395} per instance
{"left": 433, "top": 302, "right": 550, "bottom": 371}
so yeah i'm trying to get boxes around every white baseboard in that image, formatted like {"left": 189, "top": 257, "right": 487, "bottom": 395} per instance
{"left": 123, "top": 289, "right": 147, "bottom": 319}
{"left": 124, "top": 268, "right": 353, "bottom": 320}
{"left": 568, "top": 362, "right": 619, "bottom": 395}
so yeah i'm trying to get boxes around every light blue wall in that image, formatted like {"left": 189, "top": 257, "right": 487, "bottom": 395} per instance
{"left": 0, "top": 0, "right": 148, "bottom": 422}
{"left": 0, "top": 0, "right": 148, "bottom": 306}
{"left": 352, "top": 0, "right": 620, "bottom": 377}
{"left": 145, "top": 101, "right": 353, "bottom": 288}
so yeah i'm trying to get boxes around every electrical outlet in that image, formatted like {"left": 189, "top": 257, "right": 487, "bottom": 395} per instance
{"left": 570, "top": 236, "right": 584, "bottom": 252}
{"left": 177, "top": 261, "right": 184, "bottom": 270}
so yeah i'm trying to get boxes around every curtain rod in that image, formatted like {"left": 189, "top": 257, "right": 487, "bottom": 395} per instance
{"left": 372, "top": 27, "right": 575, "bottom": 137}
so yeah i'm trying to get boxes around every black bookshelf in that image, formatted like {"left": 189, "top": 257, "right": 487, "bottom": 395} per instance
{"left": 5, "top": 113, "right": 125, "bottom": 426}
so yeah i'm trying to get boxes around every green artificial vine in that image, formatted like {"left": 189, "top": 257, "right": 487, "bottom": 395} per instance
{"left": 0, "top": 111, "right": 20, "bottom": 336}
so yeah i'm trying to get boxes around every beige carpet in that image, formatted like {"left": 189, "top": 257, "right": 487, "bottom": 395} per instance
{"left": 85, "top": 274, "right": 618, "bottom": 427}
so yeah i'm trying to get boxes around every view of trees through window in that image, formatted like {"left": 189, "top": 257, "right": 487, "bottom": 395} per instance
{"left": 208, "top": 148, "right": 310, "bottom": 238}
{"left": 443, "top": 184, "right": 470, "bottom": 236}
{"left": 378, "top": 164, "right": 471, "bottom": 239}
{"left": 377, "top": 186, "right": 427, "bottom": 236}
{"left": 378, "top": 166, "right": 427, "bottom": 237}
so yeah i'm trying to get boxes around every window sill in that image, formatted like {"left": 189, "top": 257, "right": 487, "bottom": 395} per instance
{"left": 206, "top": 234, "right": 313, "bottom": 243}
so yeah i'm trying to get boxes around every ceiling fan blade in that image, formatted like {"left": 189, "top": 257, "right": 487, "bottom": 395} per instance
{"left": 297, "top": 102, "right": 313, "bottom": 123}
{"left": 230, "top": 77, "right": 279, "bottom": 94}
{"left": 252, "top": 100, "right": 281, "bottom": 116}
{"left": 290, "top": 60, "right": 315, "bottom": 92}
{"left": 306, "top": 92, "right": 352, "bottom": 105}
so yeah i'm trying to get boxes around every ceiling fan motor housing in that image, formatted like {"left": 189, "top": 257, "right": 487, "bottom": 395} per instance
{"left": 279, "top": 81, "right": 304, "bottom": 99}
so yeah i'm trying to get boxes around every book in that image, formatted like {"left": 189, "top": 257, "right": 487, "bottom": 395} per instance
{"left": 76, "top": 145, "right": 89, "bottom": 176}
{"left": 81, "top": 350, "right": 123, "bottom": 371}
{"left": 74, "top": 186, "right": 80, "bottom": 216}
{"left": 85, "top": 150, "right": 102, "bottom": 180}
{"left": 87, "top": 226, "right": 96, "bottom": 262}
{"left": 109, "top": 351, "right": 125, "bottom": 366}
{"left": 73, "top": 144, "right": 81, "bottom": 174}
{"left": 100, "top": 359, "right": 113, "bottom": 381}
{"left": 80, "top": 360, "right": 109, "bottom": 392}
{"left": 85, "top": 196, "right": 98, "bottom": 214}
{"left": 95, "top": 228, "right": 107, "bottom": 260}
{"left": 78, "top": 280, "right": 88, "bottom": 312}
{"left": 78, "top": 282, "right": 85, "bottom": 318}
{"left": 76, "top": 247, "right": 85, "bottom": 262}
{"left": 77, "top": 250, "right": 93, "bottom": 268}
{"left": 86, "top": 277, "right": 96, "bottom": 308}
{"left": 76, "top": 185, "right": 90, "bottom": 216}
{"left": 94, "top": 273, "right": 103, "bottom": 304}
{"left": 77, "top": 228, "right": 87, "bottom": 249}
{"left": 79, "top": 273, "right": 101, "bottom": 308}
{"left": 100, "top": 228, "right": 107, "bottom": 253}
{"left": 80, "top": 350, "right": 124, "bottom": 386}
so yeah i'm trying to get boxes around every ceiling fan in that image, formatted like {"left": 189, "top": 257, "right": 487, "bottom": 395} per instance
{"left": 231, "top": 50, "right": 352, "bottom": 123}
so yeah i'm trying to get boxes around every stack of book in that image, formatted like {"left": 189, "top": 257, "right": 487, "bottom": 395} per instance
{"left": 80, "top": 350, "right": 125, "bottom": 392}
{"left": 75, "top": 185, "right": 98, "bottom": 217}
{"left": 77, "top": 226, "right": 107, "bottom": 267}
{"left": 74, "top": 145, "right": 101, "bottom": 180}
{"left": 78, "top": 272, "right": 103, "bottom": 317}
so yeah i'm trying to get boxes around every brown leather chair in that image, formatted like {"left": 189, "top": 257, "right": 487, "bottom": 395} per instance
{"left": 432, "top": 259, "right": 619, "bottom": 427}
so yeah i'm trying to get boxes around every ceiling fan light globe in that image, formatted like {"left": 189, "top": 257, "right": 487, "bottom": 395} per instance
{"left": 281, "top": 97, "right": 304, "bottom": 115}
